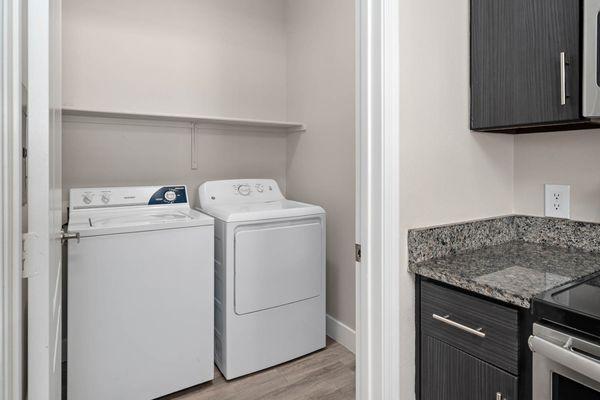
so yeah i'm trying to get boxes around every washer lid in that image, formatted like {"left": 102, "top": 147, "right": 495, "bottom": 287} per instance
{"left": 67, "top": 185, "right": 213, "bottom": 236}
{"left": 68, "top": 207, "right": 213, "bottom": 237}
{"left": 199, "top": 199, "right": 324, "bottom": 222}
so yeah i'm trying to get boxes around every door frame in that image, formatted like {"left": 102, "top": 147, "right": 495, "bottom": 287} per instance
{"left": 0, "top": 0, "right": 23, "bottom": 398}
{"left": 0, "top": 0, "right": 402, "bottom": 398}
{"left": 356, "top": 0, "right": 401, "bottom": 399}
{"left": 26, "top": 0, "right": 63, "bottom": 397}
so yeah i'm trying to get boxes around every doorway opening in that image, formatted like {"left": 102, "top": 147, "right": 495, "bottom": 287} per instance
{"left": 2, "top": 0, "right": 401, "bottom": 399}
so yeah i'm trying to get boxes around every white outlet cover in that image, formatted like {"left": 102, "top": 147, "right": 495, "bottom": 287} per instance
{"left": 544, "top": 184, "right": 571, "bottom": 219}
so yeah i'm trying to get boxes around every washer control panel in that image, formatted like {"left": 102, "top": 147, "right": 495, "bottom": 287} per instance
{"left": 148, "top": 186, "right": 187, "bottom": 205}
{"left": 70, "top": 185, "right": 189, "bottom": 209}
{"left": 198, "top": 179, "right": 283, "bottom": 207}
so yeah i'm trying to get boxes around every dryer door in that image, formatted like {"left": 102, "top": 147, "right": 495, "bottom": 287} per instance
{"left": 234, "top": 219, "right": 323, "bottom": 315}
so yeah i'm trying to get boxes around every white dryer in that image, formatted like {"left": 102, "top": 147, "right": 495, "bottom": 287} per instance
{"left": 197, "top": 179, "right": 326, "bottom": 379}
{"left": 67, "top": 185, "right": 214, "bottom": 400}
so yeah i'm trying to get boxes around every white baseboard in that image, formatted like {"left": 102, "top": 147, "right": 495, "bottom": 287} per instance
{"left": 326, "top": 314, "right": 356, "bottom": 354}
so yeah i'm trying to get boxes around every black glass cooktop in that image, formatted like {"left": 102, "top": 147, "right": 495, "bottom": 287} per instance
{"left": 550, "top": 275, "right": 600, "bottom": 319}
{"left": 533, "top": 271, "right": 600, "bottom": 341}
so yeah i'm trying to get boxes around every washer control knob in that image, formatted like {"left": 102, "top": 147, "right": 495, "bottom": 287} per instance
{"left": 101, "top": 193, "right": 111, "bottom": 204}
{"left": 164, "top": 190, "right": 177, "bottom": 202}
{"left": 82, "top": 194, "right": 93, "bottom": 205}
{"left": 255, "top": 184, "right": 264, "bottom": 193}
{"left": 237, "top": 184, "right": 251, "bottom": 196}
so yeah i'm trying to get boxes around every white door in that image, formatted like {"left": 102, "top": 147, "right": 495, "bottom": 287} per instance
{"left": 26, "top": 0, "right": 62, "bottom": 398}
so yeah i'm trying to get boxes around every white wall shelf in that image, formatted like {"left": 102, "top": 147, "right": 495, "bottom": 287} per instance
{"left": 62, "top": 107, "right": 306, "bottom": 132}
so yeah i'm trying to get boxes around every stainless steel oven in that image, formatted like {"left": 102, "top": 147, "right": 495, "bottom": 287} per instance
{"left": 529, "top": 323, "right": 600, "bottom": 399}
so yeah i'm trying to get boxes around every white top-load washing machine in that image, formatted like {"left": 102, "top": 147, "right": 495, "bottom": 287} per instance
{"left": 197, "top": 179, "right": 326, "bottom": 380}
{"left": 67, "top": 185, "right": 214, "bottom": 400}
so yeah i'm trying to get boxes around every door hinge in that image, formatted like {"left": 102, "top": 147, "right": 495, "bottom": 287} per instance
{"left": 22, "top": 232, "right": 39, "bottom": 278}
{"left": 355, "top": 243, "right": 361, "bottom": 262}
{"left": 61, "top": 231, "right": 80, "bottom": 244}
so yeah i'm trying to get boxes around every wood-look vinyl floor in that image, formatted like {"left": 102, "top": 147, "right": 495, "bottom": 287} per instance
{"left": 164, "top": 338, "right": 355, "bottom": 400}
{"left": 62, "top": 339, "right": 354, "bottom": 399}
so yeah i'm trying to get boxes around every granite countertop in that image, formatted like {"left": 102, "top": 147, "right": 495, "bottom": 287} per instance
{"left": 408, "top": 216, "right": 600, "bottom": 308}
{"left": 409, "top": 240, "right": 600, "bottom": 308}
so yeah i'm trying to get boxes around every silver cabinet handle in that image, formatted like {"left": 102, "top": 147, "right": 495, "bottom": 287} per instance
{"left": 432, "top": 314, "right": 486, "bottom": 338}
{"left": 560, "top": 51, "right": 567, "bottom": 106}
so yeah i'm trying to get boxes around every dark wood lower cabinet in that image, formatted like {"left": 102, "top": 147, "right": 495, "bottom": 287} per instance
{"left": 421, "top": 335, "right": 518, "bottom": 400}
{"left": 421, "top": 281, "right": 519, "bottom": 374}
{"left": 416, "top": 278, "right": 532, "bottom": 399}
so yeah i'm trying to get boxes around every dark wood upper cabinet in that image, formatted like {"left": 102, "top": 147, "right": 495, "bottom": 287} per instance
{"left": 470, "top": 0, "right": 599, "bottom": 133}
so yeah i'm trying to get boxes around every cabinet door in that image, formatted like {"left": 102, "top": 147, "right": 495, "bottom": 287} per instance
{"left": 471, "top": 0, "right": 580, "bottom": 130}
{"left": 421, "top": 335, "right": 518, "bottom": 400}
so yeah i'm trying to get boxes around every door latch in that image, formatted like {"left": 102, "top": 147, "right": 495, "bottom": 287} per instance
{"left": 61, "top": 231, "right": 80, "bottom": 244}
{"left": 355, "top": 243, "right": 361, "bottom": 262}
{"left": 22, "top": 232, "right": 39, "bottom": 277}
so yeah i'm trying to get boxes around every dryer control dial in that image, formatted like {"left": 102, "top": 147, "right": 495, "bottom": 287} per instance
{"left": 237, "top": 184, "right": 251, "bottom": 196}
{"left": 255, "top": 184, "right": 264, "bottom": 193}
{"left": 101, "top": 193, "right": 111, "bottom": 204}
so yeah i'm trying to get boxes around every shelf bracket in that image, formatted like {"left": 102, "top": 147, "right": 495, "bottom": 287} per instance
{"left": 191, "top": 122, "right": 198, "bottom": 170}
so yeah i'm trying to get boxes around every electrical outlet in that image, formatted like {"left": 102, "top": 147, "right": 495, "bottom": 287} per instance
{"left": 544, "top": 184, "right": 571, "bottom": 219}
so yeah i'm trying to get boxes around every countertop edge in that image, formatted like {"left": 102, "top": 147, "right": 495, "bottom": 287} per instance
{"left": 408, "top": 262, "right": 531, "bottom": 308}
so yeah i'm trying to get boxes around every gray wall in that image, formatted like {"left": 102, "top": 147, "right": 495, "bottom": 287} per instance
{"left": 62, "top": 116, "right": 288, "bottom": 212}
{"left": 63, "top": 0, "right": 288, "bottom": 121}
{"left": 61, "top": 0, "right": 291, "bottom": 210}
{"left": 514, "top": 130, "right": 600, "bottom": 222}
{"left": 398, "top": 0, "right": 515, "bottom": 396}
{"left": 285, "top": 0, "right": 356, "bottom": 329}
{"left": 62, "top": 0, "right": 357, "bottom": 334}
